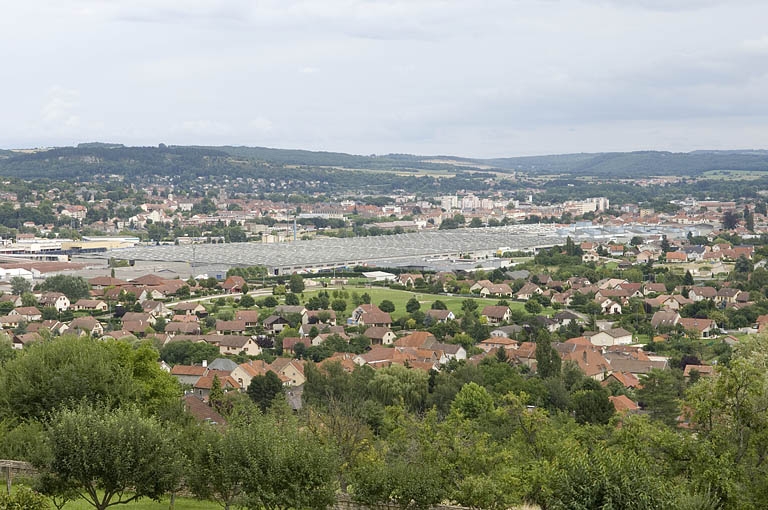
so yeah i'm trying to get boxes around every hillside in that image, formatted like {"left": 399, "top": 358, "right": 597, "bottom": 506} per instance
{"left": 1, "top": 144, "right": 768, "bottom": 180}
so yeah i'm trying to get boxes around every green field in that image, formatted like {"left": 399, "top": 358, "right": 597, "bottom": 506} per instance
{"left": 305, "top": 286, "right": 539, "bottom": 320}
{"left": 700, "top": 170, "right": 768, "bottom": 180}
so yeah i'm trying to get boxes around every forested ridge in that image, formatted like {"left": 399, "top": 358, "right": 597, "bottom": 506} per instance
{"left": 3, "top": 144, "right": 768, "bottom": 181}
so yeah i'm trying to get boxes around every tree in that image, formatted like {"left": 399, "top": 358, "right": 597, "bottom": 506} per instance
{"left": 469, "top": 217, "right": 483, "bottom": 228}
{"left": 734, "top": 254, "right": 753, "bottom": 276}
{"left": 571, "top": 387, "right": 615, "bottom": 424}
{"left": 10, "top": 276, "right": 31, "bottom": 295}
{"left": 683, "top": 270, "right": 694, "bottom": 286}
{"left": 284, "top": 293, "right": 300, "bottom": 306}
{"left": 237, "top": 414, "right": 338, "bottom": 510}
{"left": 36, "top": 275, "right": 90, "bottom": 301}
{"left": 239, "top": 294, "right": 255, "bottom": 308}
{"left": 1, "top": 336, "right": 180, "bottom": 421}
{"left": 21, "top": 291, "right": 38, "bottom": 307}
{"left": 160, "top": 341, "right": 221, "bottom": 365}
{"left": 38, "top": 405, "right": 182, "bottom": 510}
{"left": 431, "top": 300, "right": 447, "bottom": 310}
{"left": 186, "top": 425, "right": 247, "bottom": 510}
{"left": 535, "top": 334, "right": 561, "bottom": 379}
{"left": 209, "top": 374, "right": 224, "bottom": 410}
{"left": 380, "top": 300, "right": 395, "bottom": 313}
{"left": 660, "top": 235, "right": 671, "bottom": 254}
{"left": 288, "top": 274, "right": 305, "bottom": 294}
{"left": 723, "top": 210, "right": 740, "bottom": 230}
{"left": 451, "top": 382, "right": 494, "bottom": 420}
{"left": 247, "top": 371, "right": 284, "bottom": 412}
{"left": 525, "top": 300, "right": 542, "bottom": 314}
{"left": 637, "top": 368, "right": 683, "bottom": 427}
{"left": 406, "top": 297, "right": 421, "bottom": 314}
{"left": 331, "top": 299, "right": 347, "bottom": 313}
{"left": 745, "top": 205, "right": 754, "bottom": 231}
{"left": 461, "top": 299, "right": 478, "bottom": 315}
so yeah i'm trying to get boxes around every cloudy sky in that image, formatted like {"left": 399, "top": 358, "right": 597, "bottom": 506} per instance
{"left": 2, "top": 0, "right": 768, "bottom": 157}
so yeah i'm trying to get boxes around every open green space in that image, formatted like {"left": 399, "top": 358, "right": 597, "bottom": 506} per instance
{"left": 305, "top": 286, "right": 543, "bottom": 320}
{"left": 700, "top": 169, "right": 768, "bottom": 180}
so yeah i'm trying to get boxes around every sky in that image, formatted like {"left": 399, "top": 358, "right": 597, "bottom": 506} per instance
{"left": 2, "top": 0, "right": 768, "bottom": 157}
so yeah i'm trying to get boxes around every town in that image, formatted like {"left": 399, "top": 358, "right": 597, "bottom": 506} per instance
{"left": 2, "top": 146, "right": 768, "bottom": 509}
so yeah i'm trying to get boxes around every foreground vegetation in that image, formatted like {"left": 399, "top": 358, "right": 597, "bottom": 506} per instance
{"left": 2, "top": 332, "right": 768, "bottom": 509}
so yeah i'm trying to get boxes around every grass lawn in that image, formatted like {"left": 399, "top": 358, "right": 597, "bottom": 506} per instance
{"left": 305, "top": 286, "right": 547, "bottom": 321}
{"left": 7, "top": 486, "right": 212, "bottom": 510}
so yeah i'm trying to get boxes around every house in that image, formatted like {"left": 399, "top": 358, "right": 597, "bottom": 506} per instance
{"left": 274, "top": 305, "right": 309, "bottom": 324}
{"left": 174, "top": 302, "right": 207, "bottom": 316}
{"left": 586, "top": 328, "right": 633, "bottom": 346}
{"left": 553, "top": 310, "right": 583, "bottom": 327}
{"left": 270, "top": 358, "right": 306, "bottom": 386}
{"left": 221, "top": 275, "right": 246, "bottom": 293}
{"left": 122, "top": 312, "right": 157, "bottom": 326}
{"left": 678, "top": 318, "right": 717, "bottom": 338}
{"left": 470, "top": 280, "right": 514, "bottom": 297}
{"left": 582, "top": 251, "right": 600, "bottom": 263}
{"left": 396, "top": 273, "right": 421, "bottom": 287}
{"left": 164, "top": 321, "right": 202, "bottom": 335}
{"left": 643, "top": 283, "right": 667, "bottom": 295}
{"left": 651, "top": 310, "right": 680, "bottom": 329}
{"left": 0, "top": 315, "right": 22, "bottom": 329}
{"left": 12, "top": 332, "right": 42, "bottom": 349}
{"left": 263, "top": 315, "right": 290, "bottom": 333}
{"left": 72, "top": 299, "right": 109, "bottom": 313}
{"left": 425, "top": 309, "right": 455, "bottom": 323}
{"left": 478, "top": 337, "right": 518, "bottom": 352}
{"left": 688, "top": 286, "right": 717, "bottom": 302}
{"left": 481, "top": 305, "right": 511, "bottom": 324}
{"left": 516, "top": 283, "right": 542, "bottom": 301}
{"left": 609, "top": 395, "right": 640, "bottom": 414}
{"left": 88, "top": 276, "right": 130, "bottom": 289}
{"left": 215, "top": 320, "right": 247, "bottom": 335}
{"left": 352, "top": 304, "right": 392, "bottom": 328}
{"left": 34, "top": 320, "right": 69, "bottom": 336}
{"left": 235, "top": 310, "right": 261, "bottom": 328}
{"left": 595, "top": 298, "right": 622, "bottom": 315}
{"left": 364, "top": 326, "right": 397, "bottom": 345}
{"left": 601, "top": 371, "right": 641, "bottom": 389}
{"left": 636, "top": 251, "right": 654, "bottom": 264}
{"left": 282, "top": 337, "right": 311, "bottom": 354}
{"left": 231, "top": 359, "right": 274, "bottom": 389}
{"left": 10, "top": 306, "right": 42, "bottom": 322}
{"left": 395, "top": 331, "right": 437, "bottom": 349}
{"left": 562, "top": 348, "right": 612, "bottom": 381}
{"left": 490, "top": 324, "right": 524, "bottom": 338}
{"left": 38, "top": 292, "right": 70, "bottom": 312}
{"left": 683, "top": 364, "right": 716, "bottom": 379}
{"left": 142, "top": 300, "right": 172, "bottom": 317}
{"left": 715, "top": 288, "right": 741, "bottom": 304}
{"left": 193, "top": 371, "right": 240, "bottom": 401}
{"left": 68, "top": 316, "right": 104, "bottom": 337}
{"left": 665, "top": 251, "right": 687, "bottom": 263}
{"left": 435, "top": 342, "right": 466, "bottom": 361}
{"left": 211, "top": 335, "right": 262, "bottom": 356}
{"left": 170, "top": 364, "right": 208, "bottom": 386}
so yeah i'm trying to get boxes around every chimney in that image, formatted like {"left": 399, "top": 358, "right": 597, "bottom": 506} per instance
{"left": 202, "top": 359, "right": 208, "bottom": 368}
{"left": 582, "top": 351, "right": 587, "bottom": 363}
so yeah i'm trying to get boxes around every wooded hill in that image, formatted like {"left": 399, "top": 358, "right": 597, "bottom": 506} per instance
{"left": 2, "top": 143, "right": 768, "bottom": 180}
